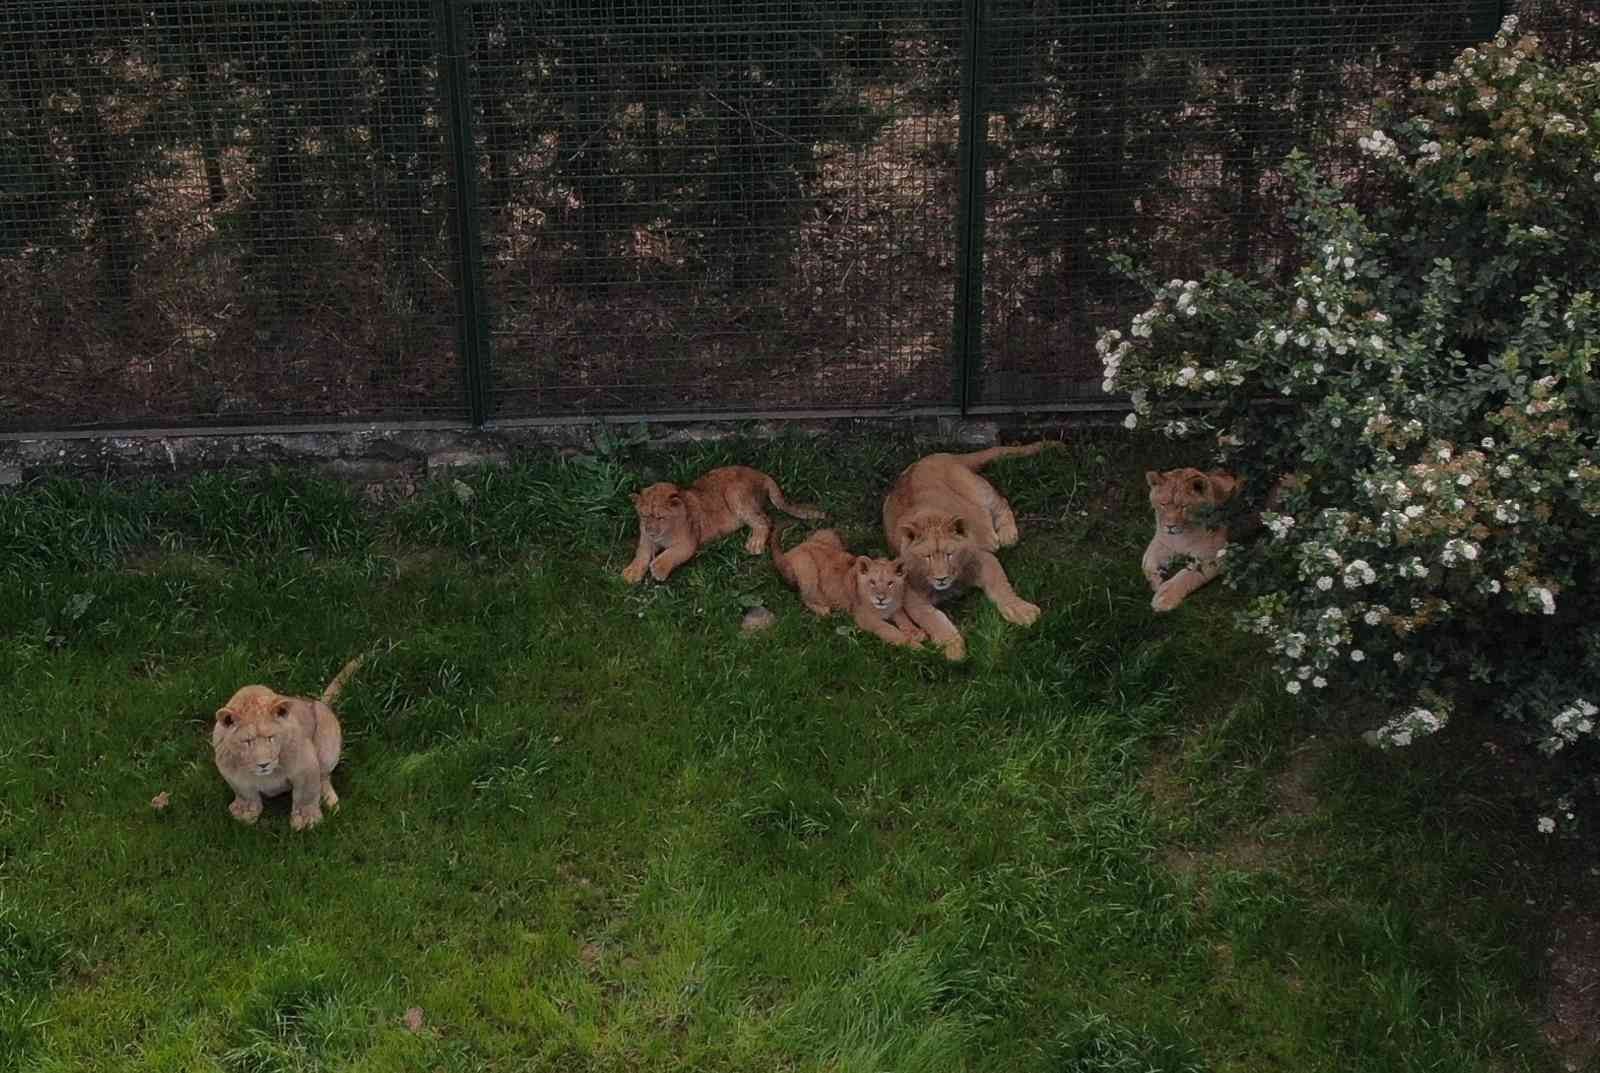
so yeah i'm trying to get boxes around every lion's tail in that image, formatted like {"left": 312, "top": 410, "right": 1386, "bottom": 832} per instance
{"left": 768, "top": 525, "right": 799, "bottom": 589}
{"left": 949, "top": 440, "right": 1062, "bottom": 471}
{"left": 320, "top": 655, "right": 365, "bottom": 706}
{"left": 763, "top": 476, "right": 826, "bottom": 521}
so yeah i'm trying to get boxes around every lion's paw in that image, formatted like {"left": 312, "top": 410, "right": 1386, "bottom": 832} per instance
{"left": 1151, "top": 587, "right": 1185, "bottom": 613}
{"left": 290, "top": 806, "right": 324, "bottom": 831}
{"left": 1002, "top": 599, "right": 1041, "bottom": 626}
{"left": 621, "top": 561, "right": 648, "bottom": 584}
{"left": 229, "top": 798, "right": 262, "bottom": 824}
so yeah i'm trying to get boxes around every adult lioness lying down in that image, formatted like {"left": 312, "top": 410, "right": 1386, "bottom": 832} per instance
{"left": 884, "top": 442, "right": 1057, "bottom": 660}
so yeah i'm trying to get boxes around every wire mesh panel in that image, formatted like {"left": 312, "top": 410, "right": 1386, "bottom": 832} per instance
{"left": 1519, "top": 0, "right": 1600, "bottom": 65}
{"left": 466, "top": 0, "right": 966, "bottom": 419}
{"left": 0, "top": 0, "right": 466, "bottom": 431}
{"left": 968, "top": 0, "right": 1502, "bottom": 409}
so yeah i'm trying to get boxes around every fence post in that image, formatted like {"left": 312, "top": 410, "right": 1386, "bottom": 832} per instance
{"left": 434, "top": 0, "right": 491, "bottom": 427}
{"left": 951, "top": 0, "right": 989, "bottom": 415}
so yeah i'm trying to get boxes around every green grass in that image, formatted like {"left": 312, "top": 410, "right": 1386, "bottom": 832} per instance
{"left": 0, "top": 434, "right": 1568, "bottom": 1072}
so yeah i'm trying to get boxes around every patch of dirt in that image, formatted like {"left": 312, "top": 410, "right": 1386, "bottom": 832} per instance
{"left": 1544, "top": 911, "right": 1600, "bottom": 1071}
{"left": 1271, "top": 741, "right": 1321, "bottom": 820}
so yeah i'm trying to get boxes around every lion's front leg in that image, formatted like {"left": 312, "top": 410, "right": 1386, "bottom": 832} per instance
{"left": 288, "top": 760, "right": 325, "bottom": 831}
{"left": 221, "top": 771, "right": 263, "bottom": 824}
{"left": 1140, "top": 539, "right": 1166, "bottom": 592}
{"left": 1152, "top": 560, "right": 1220, "bottom": 612}
{"left": 622, "top": 527, "right": 656, "bottom": 584}
{"left": 968, "top": 549, "right": 1039, "bottom": 626}
{"left": 903, "top": 587, "right": 965, "bottom": 661}
{"left": 851, "top": 606, "right": 920, "bottom": 647}
{"left": 889, "top": 608, "right": 927, "bottom": 645}
{"left": 649, "top": 538, "right": 698, "bottom": 581}
{"left": 228, "top": 793, "right": 263, "bottom": 825}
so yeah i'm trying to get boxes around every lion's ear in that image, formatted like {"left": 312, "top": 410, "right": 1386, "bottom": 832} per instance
{"left": 216, "top": 708, "right": 236, "bottom": 728}
{"left": 273, "top": 699, "right": 292, "bottom": 720}
{"left": 898, "top": 522, "right": 921, "bottom": 549}
{"left": 1145, "top": 470, "right": 1163, "bottom": 488}
{"left": 855, "top": 556, "right": 872, "bottom": 574}
{"left": 667, "top": 492, "right": 683, "bottom": 508}
{"left": 893, "top": 559, "right": 907, "bottom": 576}
{"left": 949, "top": 517, "right": 967, "bottom": 539}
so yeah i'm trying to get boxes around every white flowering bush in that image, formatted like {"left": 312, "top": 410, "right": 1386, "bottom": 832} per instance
{"left": 1100, "top": 20, "right": 1600, "bottom": 830}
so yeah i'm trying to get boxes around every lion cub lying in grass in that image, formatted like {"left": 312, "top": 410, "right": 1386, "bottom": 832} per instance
{"left": 1142, "top": 467, "right": 1240, "bottom": 612}
{"left": 623, "top": 465, "right": 825, "bottom": 583}
{"left": 212, "top": 656, "right": 363, "bottom": 831}
{"left": 769, "top": 528, "right": 927, "bottom": 649}
{"left": 884, "top": 442, "right": 1057, "bottom": 660}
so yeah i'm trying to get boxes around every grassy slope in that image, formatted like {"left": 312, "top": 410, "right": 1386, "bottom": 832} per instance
{"left": 0, "top": 434, "right": 1562, "bottom": 1072}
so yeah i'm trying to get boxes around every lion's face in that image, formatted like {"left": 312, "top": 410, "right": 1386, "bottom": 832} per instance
{"left": 1147, "top": 468, "right": 1238, "bottom": 533}
{"left": 632, "top": 483, "right": 688, "bottom": 543}
{"left": 214, "top": 686, "right": 294, "bottom": 777}
{"left": 853, "top": 556, "right": 908, "bottom": 613}
{"left": 898, "top": 517, "right": 967, "bottom": 592}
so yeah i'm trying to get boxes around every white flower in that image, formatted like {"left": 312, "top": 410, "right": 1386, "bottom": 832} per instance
{"left": 1392, "top": 652, "right": 1405, "bottom": 663}
{"left": 1177, "top": 366, "right": 1197, "bottom": 385}
{"left": 1537, "top": 816, "right": 1556, "bottom": 834}
{"left": 1123, "top": 413, "right": 1138, "bottom": 430}
{"left": 1203, "top": 369, "right": 1218, "bottom": 383}
{"left": 1364, "top": 610, "right": 1382, "bottom": 625}
{"left": 1273, "top": 329, "right": 1289, "bottom": 346}
{"left": 1534, "top": 587, "right": 1556, "bottom": 615}
{"left": 1481, "top": 437, "right": 1494, "bottom": 449}
{"left": 1456, "top": 474, "right": 1472, "bottom": 486}
{"left": 1350, "top": 649, "right": 1366, "bottom": 662}
{"left": 1313, "top": 676, "right": 1327, "bottom": 689}
{"left": 1316, "top": 576, "right": 1334, "bottom": 591}
{"left": 1285, "top": 680, "right": 1302, "bottom": 695}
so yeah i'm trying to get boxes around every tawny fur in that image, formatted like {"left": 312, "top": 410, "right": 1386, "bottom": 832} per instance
{"left": 882, "top": 442, "right": 1059, "bottom": 660}
{"left": 623, "top": 465, "right": 825, "bottom": 583}
{"left": 1141, "top": 468, "right": 1240, "bottom": 612}
{"left": 212, "top": 655, "right": 362, "bottom": 831}
{"left": 768, "top": 528, "right": 927, "bottom": 649}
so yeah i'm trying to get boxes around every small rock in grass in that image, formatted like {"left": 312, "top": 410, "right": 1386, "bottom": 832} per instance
{"left": 740, "top": 606, "right": 777, "bottom": 633}
{"left": 150, "top": 791, "right": 170, "bottom": 811}
{"left": 452, "top": 478, "right": 475, "bottom": 504}
{"left": 402, "top": 1007, "right": 425, "bottom": 1033}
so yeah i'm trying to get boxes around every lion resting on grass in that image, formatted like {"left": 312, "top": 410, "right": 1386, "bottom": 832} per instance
{"left": 623, "top": 465, "right": 825, "bottom": 583}
{"left": 883, "top": 442, "right": 1057, "bottom": 660}
{"left": 769, "top": 528, "right": 927, "bottom": 649}
{"left": 212, "top": 656, "right": 363, "bottom": 831}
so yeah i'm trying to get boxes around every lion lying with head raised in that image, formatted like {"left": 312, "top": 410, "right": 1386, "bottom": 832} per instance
{"left": 883, "top": 442, "right": 1058, "bottom": 660}
{"left": 623, "top": 465, "right": 826, "bottom": 583}
{"left": 212, "top": 656, "right": 363, "bottom": 831}
{"left": 769, "top": 527, "right": 926, "bottom": 649}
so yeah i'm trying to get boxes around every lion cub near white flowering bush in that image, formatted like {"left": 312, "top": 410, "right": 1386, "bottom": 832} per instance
{"left": 212, "top": 656, "right": 363, "bottom": 831}
{"left": 1142, "top": 468, "right": 1240, "bottom": 612}
{"left": 623, "top": 465, "right": 825, "bottom": 583}
{"left": 769, "top": 528, "right": 927, "bottom": 649}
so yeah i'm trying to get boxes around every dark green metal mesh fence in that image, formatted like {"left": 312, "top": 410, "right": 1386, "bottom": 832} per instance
{"left": 466, "top": 0, "right": 964, "bottom": 419}
{"left": 3, "top": 0, "right": 1591, "bottom": 432}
